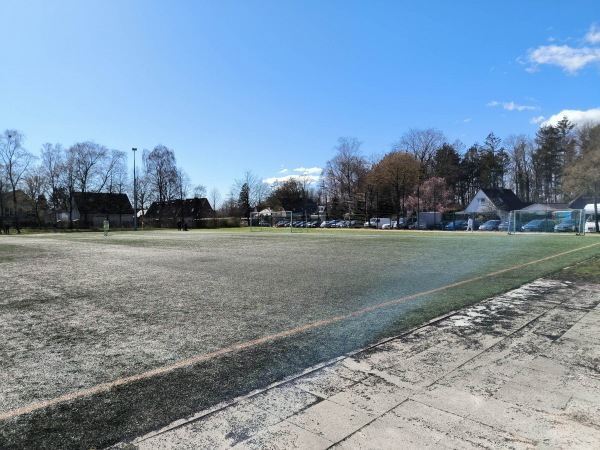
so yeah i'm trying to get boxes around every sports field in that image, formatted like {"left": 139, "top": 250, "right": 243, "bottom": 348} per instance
{"left": 1, "top": 229, "right": 599, "bottom": 449}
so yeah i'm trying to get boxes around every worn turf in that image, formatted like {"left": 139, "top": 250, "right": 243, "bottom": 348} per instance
{"left": 1, "top": 230, "right": 599, "bottom": 449}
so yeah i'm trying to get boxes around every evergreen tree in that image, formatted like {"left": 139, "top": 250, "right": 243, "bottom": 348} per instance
{"left": 238, "top": 182, "right": 251, "bottom": 220}
{"left": 534, "top": 125, "right": 562, "bottom": 202}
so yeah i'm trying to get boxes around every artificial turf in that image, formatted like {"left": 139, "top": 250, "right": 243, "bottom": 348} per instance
{"left": 1, "top": 230, "right": 599, "bottom": 448}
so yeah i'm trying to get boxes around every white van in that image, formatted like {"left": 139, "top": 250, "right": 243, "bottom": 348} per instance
{"left": 368, "top": 217, "right": 392, "bottom": 229}
{"left": 584, "top": 204, "right": 598, "bottom": 233}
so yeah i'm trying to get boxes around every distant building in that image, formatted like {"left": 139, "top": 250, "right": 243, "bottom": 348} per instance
{"left": 57, "top": 192, "right": 133, "bottom": 228}
{"left": 1, "top": 189, "right": 51, "bottom": 227}
{"left": 144, "top": 198, "right": 213, "bottom": 228}
{"left": 463, "top": 188, "right": 530, "bottom": 221}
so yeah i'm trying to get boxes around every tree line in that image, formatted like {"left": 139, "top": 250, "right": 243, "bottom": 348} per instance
{"left": 262, "top": 119, "right": 600, "bottom": 222}
{"left": 2, "top": 118, "right": 599, "bottom": 231}
{"left": 0, "top": 133, "right": 214, "bottom": 231}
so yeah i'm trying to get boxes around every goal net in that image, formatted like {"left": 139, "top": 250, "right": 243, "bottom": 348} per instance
{"left": 249, "top": 210, "right": 293, "bottom": 231}
{"left": 508, "top": 209, "right": 585, "bottom": 235}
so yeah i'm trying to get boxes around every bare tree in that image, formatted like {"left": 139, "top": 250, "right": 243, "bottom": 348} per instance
{"left": 194, "top": 184, "right": 207, "bottom": 198}
{"left": 104, "top": 150, "right": 128, "bottom": 226}
{"left": 135, "top": 171, "right": 151, "bottom": 225}
{"left": 0, "top": 158, "right": 7, "bottom": 231}
{"left": 143, "top": 145, "right": 177, "bottom": 202}
{"left": 393, "top": 128, "right": 446, "bottom": 172}
{"left": 209, "top": 187, "right": 221, "bottom": 226}
{"left": 324, "top": 137, "right": 368, "bottom": 216}
{"left": 70, "top": 141, "right": 109, "bottom": 192}
{"left": 67, "top": 141, "right": 109, "bottom": 226}
{"left": 233, "top": 170, "right": 269, "bottom": 210}
{"left": 176, "top": 167, "right": 192, "bottom": 225}
{"left": 504, "top": 135, "right": 534, "bottom": 202}
{"left": 143, "top": 145, "right": 178, "bottom": 226}
{"left": 23, "top": 163, "right": 47, "bottom": 226}
{"left": 564, "top": 122, "right": 600, "bottom": 231}
{"left": 1, "top": 130, "right": 36, "bottom": 233}
{"left": 41, "top": 143, "right": 64, "bottom": 223}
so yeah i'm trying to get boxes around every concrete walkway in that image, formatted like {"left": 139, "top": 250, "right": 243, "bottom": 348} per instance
{"left": 113, "top": 279, "right": 600, "bottom": 449}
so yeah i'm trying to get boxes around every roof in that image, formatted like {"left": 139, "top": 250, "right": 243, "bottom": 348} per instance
{"left": 521, "top": 203, "right": 570, "bottom": 212}
{"left": 568, "top": 195, "right": 596, "bottom": 209}
{"left": 480, "top": 188, "right": 528, "bottom": 211}
{"left": 145, "top": 198, "right": 213, "bottom": 219}
{"left": 72, "top": 192, "right": 133, "bottom": 214}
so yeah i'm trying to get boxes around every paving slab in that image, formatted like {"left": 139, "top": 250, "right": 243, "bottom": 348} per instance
{"left": 325, "top": 374, "right": 411, "bottom": 416}
{"left": 231, "top": 420, "right": 333, "bottom": 450}
{"left": 286, "top": 399, "right": 375, "bottom": 443}
{"left": 447, "top": 417, "right": 537, "bottom": 449}
{"left": 112, "top": 279, "right": 600, "bottom": 449}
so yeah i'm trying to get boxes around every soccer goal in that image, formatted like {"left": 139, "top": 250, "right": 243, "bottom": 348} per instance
{"left": 508, "top": 209, "right": 585, "bottom": 235}
{"left": 249, "top": 210, "right": 293, "bottom": 232}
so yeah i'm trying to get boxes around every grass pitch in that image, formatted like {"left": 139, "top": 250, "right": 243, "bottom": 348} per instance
{"left": 1, "top": 229, "right": 599, "bottom": 448}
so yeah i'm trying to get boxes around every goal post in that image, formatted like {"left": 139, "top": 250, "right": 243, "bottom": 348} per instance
{"left": 508, "top": 209, "right": 585, "bottom": 235}
{"left": 249, "top": 210, "right": 293, "bottom": 231}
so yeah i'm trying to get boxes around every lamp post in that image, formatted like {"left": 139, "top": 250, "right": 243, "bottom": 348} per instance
{"left": 132, "top": 148, "right": 138, "bottom": 231}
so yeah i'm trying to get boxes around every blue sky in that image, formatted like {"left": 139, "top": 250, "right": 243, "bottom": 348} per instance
{"left": 2, "top": 1, "right": 600, "bottom": 201}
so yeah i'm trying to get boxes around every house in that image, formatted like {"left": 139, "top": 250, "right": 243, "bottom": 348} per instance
{"left": 1, "top": 189, "right": 51, "bottom": 227}
{"left": 59, "top": 192, "right": 134, "bottom": 228}
{"left": 144, "top": 198, "right": 213, "bottom": 228}
{"left": 463, "top": 188, "right": 529, "bottom": 221}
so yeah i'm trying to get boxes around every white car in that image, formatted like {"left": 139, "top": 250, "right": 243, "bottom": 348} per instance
{"left": 585, "top": 219, "right": 597, "bottom": 233}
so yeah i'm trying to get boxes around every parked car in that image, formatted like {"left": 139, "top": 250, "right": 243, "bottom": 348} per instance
{"left": 585, "top": 218, "right": 597, "bottom": 233}
{"left": 498, "top": 220, "right": 523, "bottom": 232}
{"left": 444, "top": 220, "right": 467, "bottom": 231}
{"left": 522, "top": 219, "right": 556, "bottom": 232}
{"left": 478, "top": 220, "right": 501, "bottom": 231}
{"left": 554, "top": 218, "right": 579, "bottom": 233}
{"left": 321, "top": 220, "right": 337, "bottom": 228}
{"left": 393, "top": 217, "right": 416, "bottom": 229}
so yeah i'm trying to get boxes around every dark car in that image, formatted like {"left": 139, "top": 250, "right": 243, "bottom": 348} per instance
{"left": 522, "top": 219, "right": 556, "bottom": 232}
{"left": 554, "top": 218, "right": 579, "bottom": 232}
{"left": 498, "top": 220, "right": 523, "bottom": 232}
{"left": 393, "top": 217, "right": 416, "bottom": 229}
{"left": 445, "top": 219, "right": 480, "bottom": 231}
{"left": 444, "top": 220, "right": 468, "bottom": 230}
{"left": 478, "top": 220, "right": 501, "bottom": 231}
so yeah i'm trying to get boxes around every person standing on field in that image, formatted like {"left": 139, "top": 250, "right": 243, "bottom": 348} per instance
{"left": 103, "top": 219, "right": 110, "bottom": 236}
{"left": 466, "top": 217, "right": 474, "bottom": 232}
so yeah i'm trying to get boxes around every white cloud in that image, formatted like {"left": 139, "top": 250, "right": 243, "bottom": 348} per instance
{"left": 524, "top": 25, "right": 600, "bottom": 74}
{"left": 530, "top": 116, "right": 546, "bottom": 124}
{"left": 527, "top": 45, "right": 600, "bottom": 73}
{"left": 293, "top": 167, "right": 322, "bottom": 175}
{"left": 586, "top": 24, "right": 600, "bottom": 44}
{"left": 265, "top": 167, "right": 322, "bottom": 186}
{"left": 262, "top": 174, "right": 321, "bottom": 185}
{"left": 487, "top": 101, "right": 539, "bottom": 111}
{"left": 541, "top": 108, "right": 600, "bottom": 127}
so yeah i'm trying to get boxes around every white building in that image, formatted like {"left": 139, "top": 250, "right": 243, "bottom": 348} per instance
{"left": 463, "top": 188, "right": 529, "bottom": 221}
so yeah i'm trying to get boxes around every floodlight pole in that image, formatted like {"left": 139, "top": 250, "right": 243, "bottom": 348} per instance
{"left": 132, "top": 148, "right": 138, "bottom": 231}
